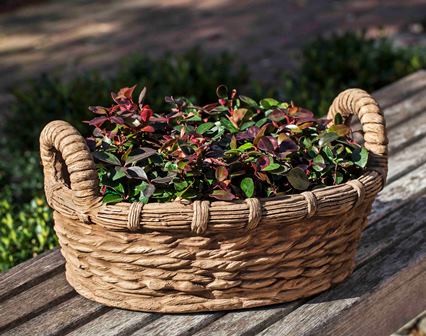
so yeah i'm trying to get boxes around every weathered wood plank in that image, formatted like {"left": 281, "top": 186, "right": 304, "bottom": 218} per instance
{"left": 193, "top": 164, "right": 426, "bottom": 336}
{"left": 387, "top": 107, "right": 426, "bottom": 155}
{"left": 0, "top": 272, "right": 74, "bottom": 333}
{"left": 386, "top": 134, "right": 426, "bottom": 185}
{"left": 66, "top": 309, "right": 157, "bottom": 336}
{"left": 258, "top": 220, "right": 426, "bottom": 336}
{"left": 368, "top": 161, "right": 426, "bottom": 225}
{"left": 191, "top": 303, "right": 300, "bottom": 336}
{"left": 379, "top": 86, "right": 426, "bottom": 130}
{"left": 373, "top": 70, "right": 426, "bottom": 109}
{"left": 3, "top": 295, "right": 109, "bottom": 336}
{"left": 130, "top": 313, "right": 225, "bottom": 336}
{"left": 0, "top": 248, "right": 63, "bottom": 303}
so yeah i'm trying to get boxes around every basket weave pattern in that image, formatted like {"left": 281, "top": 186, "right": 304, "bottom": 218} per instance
{"left": 40, "top": 89, "right": 388, "bottom": 313}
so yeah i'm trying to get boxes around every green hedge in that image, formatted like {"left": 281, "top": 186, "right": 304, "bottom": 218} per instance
{"left": 1, "top": 33, "right": 425, "bottom": 272}
{"left": 281, "top": 32, "right": 426, "bottom": 115}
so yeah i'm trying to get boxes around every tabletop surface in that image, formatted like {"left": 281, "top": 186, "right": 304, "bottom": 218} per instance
{"left": 1, "top": 70, "right": 426, "bottom": 336}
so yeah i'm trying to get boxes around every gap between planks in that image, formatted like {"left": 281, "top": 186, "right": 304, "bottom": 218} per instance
{"left": 257, "top": 211, "right": 426, "bottom": 336}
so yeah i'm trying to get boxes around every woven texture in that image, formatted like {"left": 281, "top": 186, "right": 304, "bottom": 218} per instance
{"left": 40, "top": 89, "right": 388, "bottom": 313}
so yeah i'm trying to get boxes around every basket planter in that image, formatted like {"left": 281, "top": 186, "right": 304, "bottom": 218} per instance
{"left": 40, "top": 89, "right": 387, "bottom": 313}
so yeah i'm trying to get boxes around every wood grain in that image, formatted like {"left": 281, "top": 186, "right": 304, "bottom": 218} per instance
{"left": 0, "top": 272, "right": 74, "bottom": 333}
{"left": 373, "top": 69, "right": 426, "bottom": 109}
{"left": 0, "top": 248, "right": 63, "bottom": 302}
{"left": 130, "top": 313, "right": 225, "bottom": 336}
{"left": 387, "top": 107, "right": 426, "bottom": 155}
{"left": 3, "top": 295, "right": 108, "bottom": 336}
{"left": 258, "top": 221, "right": 426, "bottom": 336}
{"left": 368, "top": 161, "right": 426, "bottom": 225}
{"left": 381, "top": 87, "right": 426, "bottom": 130}
{"left": 66, "top": 309, "right": 157, "bottom": 336}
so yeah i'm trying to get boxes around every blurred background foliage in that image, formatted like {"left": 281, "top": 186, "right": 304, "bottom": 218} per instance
{"left": 1, "top": 31, "right": 425, "bottom": 271}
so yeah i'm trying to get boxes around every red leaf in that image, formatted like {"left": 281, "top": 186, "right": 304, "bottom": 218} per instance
{"left": 210, "top": 190, "right": 236, "bottom": 201}
{"left": 204, "top": 158, "right": 227, "bottom": 166}
{"left": 253, "top": 124, "right": 268, "bottom": 146}
{"left": 215, "top": 166, "right": 228, "bottom": 182}
{"left": 117, "top": 85, "right": 137, "bottom": 99}
{"left": 84, "top": 116, "right": 108, "bottom": 128}
{"left": 257, "top": 136, "right": 275, "bottom": 152}
{"left": 110, "top": 116, "right": 124, "bottom": 124}
{"left": 140, "top": 106, "right": 153, "bottom": 122}
{"left": 150, "top": 116, "right": 169, "bottom": 123}
{"left": 141, "top": 125, "right": 155, "bottom": 133}
{"left": 88, "top": 106, "right": 108, "bottom": 115}
{"left": 257, "top": 156, "right": 271, "bottom": 170}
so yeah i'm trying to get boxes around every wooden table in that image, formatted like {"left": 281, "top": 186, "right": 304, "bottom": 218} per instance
{"left": 1, "top": 70, "right": 426, "bottom": 336}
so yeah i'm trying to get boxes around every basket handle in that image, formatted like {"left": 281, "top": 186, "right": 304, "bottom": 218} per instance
{"left": 327, "top": 88, "right": 388, "bottom": 183}
{"left": 40, "top": 120, "right": 101, "bottom": 213}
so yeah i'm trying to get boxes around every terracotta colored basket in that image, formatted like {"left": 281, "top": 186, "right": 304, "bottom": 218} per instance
{"left": 40, "top": 89, "right": 388, "bottom": 313}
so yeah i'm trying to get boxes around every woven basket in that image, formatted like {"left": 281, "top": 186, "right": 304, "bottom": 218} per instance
{"left": 40, "top": 89, "right": 387, "bottom": 313}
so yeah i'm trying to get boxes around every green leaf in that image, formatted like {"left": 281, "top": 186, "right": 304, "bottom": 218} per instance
{"left": 352, "top": 147, "right": 369, "bottom": 168}
{"left": 112, "top": 167, "right": 126, "bottom": 181}
{"left": 239, "top": 95, "right": 258, "bottom": 107}
{"left": 103, "top": 193, "right": 123, "bottom": 204}
{"left": 302, "top": 137, "right": 312, "bottom": 149}
{"left": 278, "top": 102, "right": 289, "bottom": 109}
{"left": 240, "top": 121, "right": 255, "bottom": 130}
{"left": 238, "top": 143, "right": 254, "bottom": 151}
{"left": 114, "top": 183, "right": 125, "bottom": 194}
{"left": 322, "top": 146, "right": 334, "bottom": 161}
{"left": 335, "top": 171, "right": 344, "bottom": 184}
{"left": 187, "top": 115, "right": 202, "bottom": 121}
{"left": 240, "top": 177, "right": 255, "bottom": 198}
{"left": 313, "top": 155, "right": 325, "bottom": 172}
{"left": 334, "top": 112, "right": 343, "bottom": 125}
{"left": 262, "top": 163, "right": 280, "bottom": 171}
{"left": 196, "top": 122, "right": 215, "bottom": 134}
{"left": 318, "top": 132, "right": 339, "bottom": 146}
{"left": 174, "top": 180, "right": 189, "bottom": 191}
{"left": 313, "top": 155, "right": 325, "bottom": 164}
{"left": 287, "top": 167, "right": 310, "bottom": 190}
{"left": 260, "top": 98, "right": 279, "bottom": 109}
{"left": 328, "top": 124, "right": 350, "bottom": 136}
{"left": 93, "top": 151, "right": 121, "bottom": 166}
{"left": 134, "top": 181, "right": 148, "bottom": 194}
{"left": 164, "top": 162, "right": 178, "bottom": 171}
{"left": 255, "top": 117, "right": 268, "bottom": 127}
{"left": 220, "top": 117, "right": 239, "bottom": 133}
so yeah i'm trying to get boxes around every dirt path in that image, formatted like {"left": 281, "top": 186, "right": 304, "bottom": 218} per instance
{"left": 0, "top": 0, "right": 425, "bottom": 100}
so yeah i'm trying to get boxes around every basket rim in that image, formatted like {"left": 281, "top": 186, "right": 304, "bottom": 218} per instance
{"left": 41, "top": 88, "right": 388, "bottom": 234}
{"left": 47, "top": 168, "right": 382, "bottom": 234}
